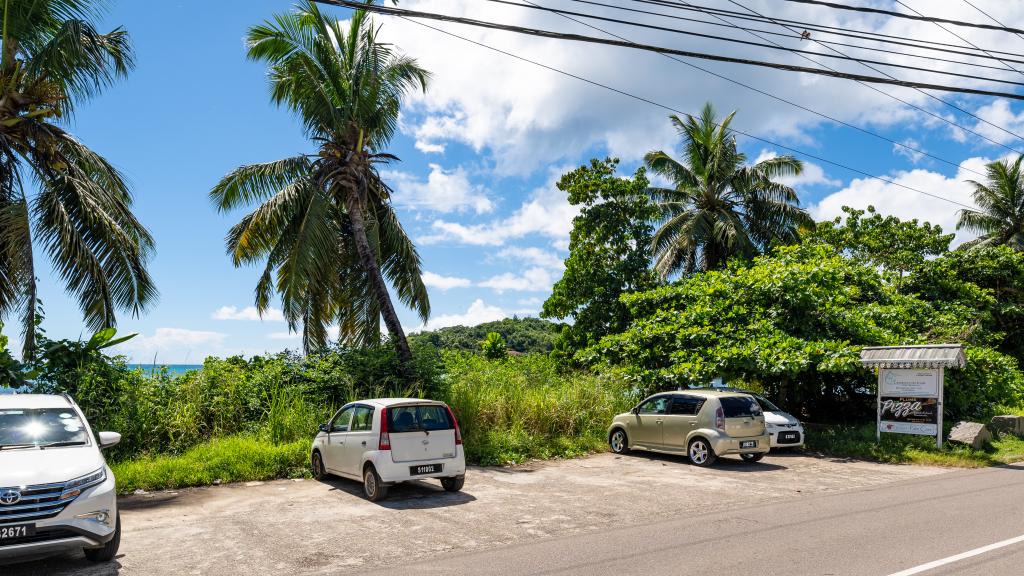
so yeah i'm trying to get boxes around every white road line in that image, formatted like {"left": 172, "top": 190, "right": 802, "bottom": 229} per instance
{"left": 887, "top": 534, "right": 1024, "bottom": 576}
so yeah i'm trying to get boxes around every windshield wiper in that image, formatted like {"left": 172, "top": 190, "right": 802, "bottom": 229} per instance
{"left": 38, "top": 441, "right": 87, "bottom": 449}
{"left": 0, "top": 443, "right": 39, "bottom": 451}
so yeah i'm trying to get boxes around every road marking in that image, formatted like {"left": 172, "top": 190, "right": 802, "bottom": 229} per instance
{"left": 887, "top": 534, "right": 1024, "bottom": 576}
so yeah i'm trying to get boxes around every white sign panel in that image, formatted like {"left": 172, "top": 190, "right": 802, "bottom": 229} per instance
{"left": 880, "top": 369, "right": 939, "bottom": 398}
{"left": 879, "top": 421, "right": 938, "bottom": 436}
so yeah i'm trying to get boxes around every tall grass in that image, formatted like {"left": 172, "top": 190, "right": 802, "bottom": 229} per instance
{"left": 438, "top": 352, "right": 633, "bottom": 465}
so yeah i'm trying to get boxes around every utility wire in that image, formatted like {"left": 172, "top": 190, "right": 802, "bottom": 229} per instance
{"left": 512, "top": 0, "right": 986, "bottom": 178}
{"left": 710, "top": 0, "right": 1024, "bottom": 152}
{"left": 312, "top": 0, "right": 1024, "bottom": 102}
{"left": 628, "top": 0, "right": 1024, "bottom": 59}
{"left": 311, "top": 2, "right": 974, "bottom": 210}
{"left": 779, "top": 0, "right": 1024, "bottom": 35}
{"left": 894, "top": 0, "right": 1024, "bottom": 80}
{"left": 963, "top": 0, "right": 1024, "bottom": 45}
{"left": 485, "top": 0, "right": 1024, "bottom": 87}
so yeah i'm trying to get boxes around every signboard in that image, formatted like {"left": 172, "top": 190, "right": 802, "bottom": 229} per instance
{"left": 880, "top": 369, "right": 938, "bottom": 397}
{"left": 879, "top": 396, "right": 939, "bottom": 436}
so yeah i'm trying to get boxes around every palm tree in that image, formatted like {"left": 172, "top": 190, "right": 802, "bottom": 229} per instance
{"left": 0, "top": 0, "right": 157, "bottom": 358}
{"left": 644, "top": 103, "right": 811, "bottom": 277}
{"left": 958, "top": 156, "right": 1024, "bottom": 250}
{"left": 211, "top": 2, "right": 429, "bottom": 377}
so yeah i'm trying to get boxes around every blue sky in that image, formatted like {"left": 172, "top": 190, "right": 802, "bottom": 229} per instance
{"left": 8, "top": 0, "right": 1024, "bottom": 362}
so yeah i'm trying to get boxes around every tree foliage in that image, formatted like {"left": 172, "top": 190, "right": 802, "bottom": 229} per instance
{"left": 541, "top": 159, "right": 659, "bottom": 351}
{"left": 958, "top": 156, "right": 1024, "bottom": 250}
{"left": 409, "top": 317, "right": 562, "bottom": 354}
{"left": 480, "top": 332, "right": 507, "bottom": 360}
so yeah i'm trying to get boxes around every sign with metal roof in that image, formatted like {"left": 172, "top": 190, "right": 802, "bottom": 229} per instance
{"left": 859, "top": 344, "right": 966, "bottom": 369}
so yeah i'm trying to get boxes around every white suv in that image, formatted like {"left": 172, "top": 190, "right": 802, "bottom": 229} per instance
{"left": 310, "top": 398, "right": 466, "bottom": 501}
{"left": 0, "top": 394, "right": 121, "bottom": 563}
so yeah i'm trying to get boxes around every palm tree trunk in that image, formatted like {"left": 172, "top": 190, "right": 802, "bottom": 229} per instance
{"left": 343, "top": 190, "right": 416, "bottom": 383}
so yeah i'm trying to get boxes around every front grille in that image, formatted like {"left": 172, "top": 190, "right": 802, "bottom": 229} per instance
{"left": 0, "top": 528, "right": 79, "bottom": 547}
{"left": 776, "top": 432, "right": 802, "bottom": 445}
{"left": 0, "top": 482, "right": 69, "bottom": 524}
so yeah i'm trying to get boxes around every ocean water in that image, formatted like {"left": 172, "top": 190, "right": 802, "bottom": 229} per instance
{"left": 127, "top": 364, "right": 204, "bottom": 376}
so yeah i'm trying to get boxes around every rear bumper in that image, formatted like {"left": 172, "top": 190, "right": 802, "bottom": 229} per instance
{"left": 709, "top": 433, "right": 771, "bottom": 456}
{"left": 369, "top": 447, "right": 467, "bottom": 484}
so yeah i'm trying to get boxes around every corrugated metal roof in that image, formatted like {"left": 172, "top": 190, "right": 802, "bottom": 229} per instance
{"left": 859, "top": 344, "right": 966, "bottom": 369}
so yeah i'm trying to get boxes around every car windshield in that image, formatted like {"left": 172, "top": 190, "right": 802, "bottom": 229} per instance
{"left": 754, "top": 395, "right": 782, "bottom": 413}
{"left": 387, "top": 405, "right": 453, "bottom": 433}
{"left": 0, "top": 408, "right": 90, "bottom": 447}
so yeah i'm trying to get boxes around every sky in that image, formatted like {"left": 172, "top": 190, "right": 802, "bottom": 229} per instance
{"left": 8, "top": 0, "right": 1024, "bottom": 363}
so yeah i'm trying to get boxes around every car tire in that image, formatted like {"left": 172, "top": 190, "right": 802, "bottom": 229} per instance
{"left": 441, "top": 476, "right": 465, "bottom": 492}
{"left": 363, "top": 465, "right": 389, "bottom": 502}
{"left": 311, "top": 450, "right": 328, "bottom": 480}
{"left": 740, "top": 453, "right": 764, "bottom": 463}
{"left": 84, "top": 511, "right": 120, "bottom": 562}
{"left": 609, "top": 428, "right": 630, "bottom": 454}
{"left": 688, "top": 438, "right": 717, "bottom": 467}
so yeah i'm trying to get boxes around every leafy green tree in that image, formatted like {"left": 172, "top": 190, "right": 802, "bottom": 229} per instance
{"left": 480, "top": 332, "right": 507, "bottom": 360}
{"left": 409, "top": 317, "right": 562, "bottom": 354}
{"left": 0, "top": 322, "right": 29, "bottom": 388}
{"left": 211, "top": 2, "right": 430, "bottom": 378}
{"left": 542, "top": 159, "right": 659, "bottom": 349}
{"left": 958, "top": 156, "right": 1024, "bottom": 250}
{"left": 644, "top": 103, "right": 811, "bottom": 277}
{"left": 0, "top": 0, "right": 157, "bottom": 358}
{"left": 810, "top": 205, "right": 952, "bottom": 280}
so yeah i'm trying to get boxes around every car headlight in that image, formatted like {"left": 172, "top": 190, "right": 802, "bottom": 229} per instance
{"left": 60, "top": 468, "right": 106, "bottom": 500}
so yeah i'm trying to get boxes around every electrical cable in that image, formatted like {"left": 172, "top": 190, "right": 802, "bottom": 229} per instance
{"left": 963, "top": 0, "right": 1024, "bottom": 46}
{"left": 778, "top": 0, "right": 1024, "bottom": 35}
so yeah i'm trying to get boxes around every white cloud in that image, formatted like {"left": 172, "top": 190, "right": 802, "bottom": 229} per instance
{"left": 754, "top": 150, "right": 840, "bottom": 188}
{"left": 385, "top": 163, "right": 493, "bottom": 214}
{"left": 267, "top": 325, "right": 341, "bottom": 341}
{"left": 111, "top": 328, "right": 228, "bottom": 363}
{"left": 419, "top": 299, "right": 508, "bottom": 331}
{"left": 517, "top": 297, "right": 544, "bottom": 307}
{"left": 893, "top": 139, "right": 927, "bottom": 164}
{"left": 422, "top": 271, "right": 472, "bottom": 290}
{"left": 479, "top": 266, "right": 555, "bottom": 293}
{"left": 971, "top": 99, "right": 1024, "bottom": 146}
{"left": 211, "top": 305, "right": 284, "bottom": 322}
{"left": 415, "top": 140, "right": 446, "bottom": 154}
{"left": 496, "top": 246, "right": 565, "bottom": 270}
{"left": 810, "top": 157, "right": 990, "bottom": 247}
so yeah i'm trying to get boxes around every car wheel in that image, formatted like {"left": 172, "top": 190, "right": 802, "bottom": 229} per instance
{"left": 84, "top": 511, "right": 120, "bottom": 562}
{"left": 688, "top": 438, "right": 717, "bottom": 467}
{"left": 741, "top": 453, "right": 764, "bottom": 463}
{"left": 441, "top": 476, "right": 465, "bottom": 492}
{"left": 609, "top": 428, "right": 630, "bottom": 454}
{"left": 363, "top": 465, "right": 389, "bottom": 502}
{"left": 311, "top": 451, "right": 327, "bottom": 480}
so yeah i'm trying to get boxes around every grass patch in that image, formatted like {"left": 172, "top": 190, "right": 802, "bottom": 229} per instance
{"left": 111, "top": 436, "right": 310, "bottom": 494}
{"left": 806, "top": 424, "right": 1024, "bottom": 468}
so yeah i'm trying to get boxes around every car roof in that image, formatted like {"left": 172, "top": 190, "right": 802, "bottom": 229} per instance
{"left": 689, "top": 387, "right": 761, "bottom": 396}
{"left": 0, "top": 394, "right": 75, "bottom": 409}
{"left": 650, "top": 389, "right": 754, "bottom": 399}
{"left": 357, "top": 398, "right": 447, "bottom": 408}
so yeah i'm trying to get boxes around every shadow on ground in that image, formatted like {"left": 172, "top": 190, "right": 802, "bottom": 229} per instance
{"left": 320, "top": 476, "right": 477, "bottom": 509}
{"left": 621, "top": 450, "right": 789, "bottom": 472}
{"left": 0, "top": 552, "right": 123, "bottom": 576}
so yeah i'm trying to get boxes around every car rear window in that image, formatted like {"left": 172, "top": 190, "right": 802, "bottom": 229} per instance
{"left": 719, "top": 396, "right": 763, "bottom": 418}
{"left": 387, "top": 405, "right": 453, "bottom": 433}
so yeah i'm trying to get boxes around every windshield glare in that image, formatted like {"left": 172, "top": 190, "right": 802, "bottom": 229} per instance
{"left": 754, "top": 395, "right": 782, "bottom": 413}
{"left": 0, "top": 408, "right": 90, "bottom": 447}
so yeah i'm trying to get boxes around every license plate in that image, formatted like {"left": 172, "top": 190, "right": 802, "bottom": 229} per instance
{"left": 781, "top": 432, "right": 798, "bottom": 441}
{"left": 410, "top": 464, "right": 442, "bottom": 475}
{"left": 0, "top": 524, "right": 35, "bottom": 540}
{"left": 740, "top": 440, "right": 757, "bottom": 449}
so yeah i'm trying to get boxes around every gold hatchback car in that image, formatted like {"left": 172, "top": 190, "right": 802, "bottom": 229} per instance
{"left": 608, "top": 390, "right": 771, "bottom": 466}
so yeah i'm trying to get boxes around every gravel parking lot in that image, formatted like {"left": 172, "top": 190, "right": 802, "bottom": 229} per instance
{"left": 3, "top": 451, "right": 951, "bottom": 576}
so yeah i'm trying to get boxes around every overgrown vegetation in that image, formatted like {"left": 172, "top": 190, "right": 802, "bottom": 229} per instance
{"left": 409, "top": 316, "right": 562, "bottom": 354}
{"left": 806, "top": 425, "right": 1024, "bottom": 468}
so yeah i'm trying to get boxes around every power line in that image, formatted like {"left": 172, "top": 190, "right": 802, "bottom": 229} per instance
{"left": 311, "top": 2, "right": 975, "bottom": 210}
{"left": 485, "top": 0, "right": 1024, "bottom": 87}
{"left": 312, "top": 0, "right": 1024, "bottom": 101}
{"left": 709, "top": 0, "right": 1024, "bottom": 152}
{"left": 963, "top": 0, "right": 1024, "bottom": 45}
{"left": 779, "top": 0, "right": 1024, "bottom": 35}
{"left": 513, "top": 0, "right": 987, "bottom": 178}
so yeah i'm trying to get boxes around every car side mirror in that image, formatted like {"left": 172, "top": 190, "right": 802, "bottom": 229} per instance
{"left": 318, "top": 423, "right": 330, "bottom": 433}
{"left": 630, "top": 407, "right": 640, "bottom": 415}
{"left": 98, "top": 431, "right": 121, "bottom": 449}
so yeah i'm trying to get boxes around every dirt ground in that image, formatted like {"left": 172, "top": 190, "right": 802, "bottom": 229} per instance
{"left": 2, "top": 451, "right": 952, "bottom": 576}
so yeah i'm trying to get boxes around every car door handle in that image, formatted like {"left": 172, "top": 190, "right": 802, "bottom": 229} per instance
{"left": 656, "top": 420, "right": 663, "bottom": 424}
{"left": 361, "top": 441, "right": 367, "bottom": 446}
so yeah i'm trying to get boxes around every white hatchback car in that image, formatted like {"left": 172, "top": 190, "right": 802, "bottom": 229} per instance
{"left": 0, "top": 394, "right": 121, "bottom": 563}
{"left": 310, "top": 398, "right": 466, "bottom": 501}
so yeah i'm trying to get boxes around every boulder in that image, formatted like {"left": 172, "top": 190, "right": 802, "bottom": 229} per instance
{"left": 948, "top": 421, "right": 992, "bottom": 450}
{"left": 990, "top": 415, "right": 1024, "bottom": 436}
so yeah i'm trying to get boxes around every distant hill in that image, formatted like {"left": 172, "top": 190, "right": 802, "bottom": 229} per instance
{"left": 410, "top": 317, "right": 564, "bottom": 354}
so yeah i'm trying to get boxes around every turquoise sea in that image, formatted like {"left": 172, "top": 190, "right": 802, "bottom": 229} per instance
{"left": 128, "top": 364, "right": 204, "bottom": 376}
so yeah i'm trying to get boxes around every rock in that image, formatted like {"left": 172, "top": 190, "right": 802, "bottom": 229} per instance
{"left": 132, "top": 489, "right": 148, "bottom": 496}
{"left": 948, "top": 421, "right": 992, "bottom": 450}
{"left": 213, "top": 479, "right": 222, "bottom": 486}
{"left": 990, "top": 415, "right": 1024, "bottom": 436}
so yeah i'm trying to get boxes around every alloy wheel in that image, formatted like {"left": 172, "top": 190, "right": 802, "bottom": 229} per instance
{"left": 611, "top": 430, "right": 625, "bottom": 453}
{"left": 689, "top": 440, "right": 709, "bottom": 464}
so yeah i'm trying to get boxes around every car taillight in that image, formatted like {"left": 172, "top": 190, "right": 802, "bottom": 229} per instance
{"left": 378, "top": 407, "right": 391, "bottom": 451}
{"left": 715, "top": 406, "right": 725, "bottom": 430}
{"left": 445, "top": 405, "right": 463, "bottom": 446}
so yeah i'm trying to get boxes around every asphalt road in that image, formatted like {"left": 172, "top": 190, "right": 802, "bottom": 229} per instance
{"left": 3, "top": 452, "right": 1022, "bottom": 575}
{"left": 371, "top": 462, "right": 1024, "bottom": 576}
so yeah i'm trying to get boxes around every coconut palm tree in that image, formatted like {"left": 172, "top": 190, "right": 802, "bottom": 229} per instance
{"left": 211, "top": 2, "right": 429, "bottom": 377}
{"left": 958, "top": 156, "right": 1024, "bottom": 250}
{"left": 0, "top": 0, "right": 157, "bottom": 358}
{"left": 644, "top": 103, "right": 811, "bottom": 277}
